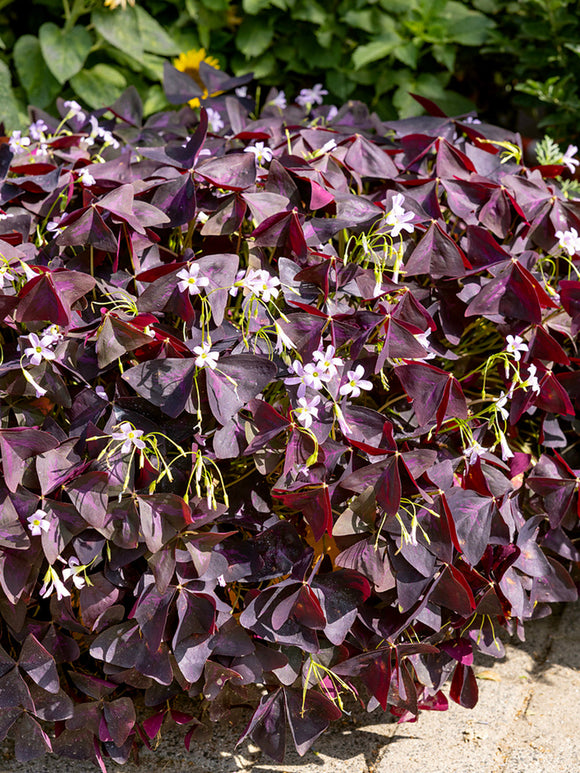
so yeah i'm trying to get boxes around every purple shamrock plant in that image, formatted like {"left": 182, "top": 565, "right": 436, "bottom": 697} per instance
{"left": 0, "top": 68, "right": 577, "bottom": 767}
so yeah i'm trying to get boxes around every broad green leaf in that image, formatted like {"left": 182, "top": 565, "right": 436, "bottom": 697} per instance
{"left": 70, "top": 64, "right": 127, "bottom": 110}
{"left": 440, "top": 2, "right": 495, "bottom": 45}
{"left": 135, "top": 5, "right": 181, "bottom": 55}
{"left": 38, "top": 23, "right": 92, "bottom": 84}
{"left": 393, "top": 41, "right": 420, "bottom": 68}
{"left": 236, "top": 17, "right": 274, "bottom": 58}
{"left": 14, "top": 35, "right": 60, "bottom": 108}
{"left": 0, "top": 60, "right": 25, "bottom": 130}
{"left": 432, "top": 43, "right": 456, "bottom": 71}
{"left": 242, "top": 0, "right": 275, "bottom": 13}
{"left": 342, "top": 9, "right": 375, "bottom": 32}
{"left": 91, "top": 6, "right": 143, "bottom": 61}
{"left": 292, "top": 0, "right": 327, "bottom": 25}
{"left": 352, "top": 32, "right": 401, "bottom": 70}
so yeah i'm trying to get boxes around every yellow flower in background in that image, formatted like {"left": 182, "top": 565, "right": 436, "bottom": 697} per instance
{"left": 173, "top": 48, "right": 221, "bottom": 108}
{"left": 104, "top": 0, "right": 135, "bottom": 9}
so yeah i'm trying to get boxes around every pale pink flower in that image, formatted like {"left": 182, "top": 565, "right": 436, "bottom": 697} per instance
{"left": 294, "top": 395, "right": 320, "bottom": 429}
{"left": 176, "top": 263, "right": 210, "bottom": 295}
{"left": 193, "top": 340, "right": 219, "bottom": 369}
{"left": 27, "top": 509, "right": 50, "bottom": 536}
{"left": 384, "top": 193, "right": 414, "bottom": 238}
{"left": 24, "top": 333, "right": 57, "bottom": 366}
{"left": 111, "top": 422, "right": 146, "bottom": 454}
{"left": 339, "top": 365, "right": 372, "bottom": 398}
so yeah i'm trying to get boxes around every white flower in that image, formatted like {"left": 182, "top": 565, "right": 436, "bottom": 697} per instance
{"left": 27, "top": 509, "right": 50, "bottom": 536}
{"left": 176, "top": 263, "right": 210, "bottom": 295}
{"left": 326, "top": 105, "right": 338, "bottom": 122}
{"left": 193, "top": 340, "right": 219, "bottom": 369}
{"left": 505, "top": 334, "right": 528, "bottom": 362}
{"left": 63, "top": 100, "right": 85, "bottom": 120}
{"left": 0, "top": 263, "right": 16, "bottom": 289}
{"left": 555, "top": 227, "right": 580, "bottom": 256}
{"left": 384, "top": 193, "right": 414, "bottom": 238}
{"left": 29, "top": 119, "right": 48, "bottom": 141}
{"left": 285, "top": 360, "right": 310, "bottom": 397}
{"left": 207, "top": 107, "right": 224, "bottom": 133}
{"left": 24, "top": 333, "right": 57, "bottom": 366}
{"left": 111, "top": 422, "right": 146, "bottom": 454}
{"left": 302, "top": 362, "right": 331, "bottom": 391}
{"left": 561, "top": 144, "right": 579, "bottom": 174}
{"left": 296, "top": 83, "right": 328, "bottom": 108}
{"left": 269, "top": 91, "right": 287, "bottom": 110}
{"left": 522, "top": 364, "right": 541, "bottom": 395}
{"left": 62, "top": 557, "right": 86, "bottom": 590}
{"left": 312, "top": 345, "right": 343, "bottom": 379}
{"left": 463, "top": 115, "right": 482, "bottom": 125}
{"left": 78, "top": 168, "right": 96, "bottom": 186}
{"left": 40, "top": 567, "right": 70, "bottom": 601}
{"left": 339, "top": 364, "right": 373, "bottom": 398}
{"left": 8, "top": 130, "right": 31, "bottom": 154}
{"left": 463, "top": 440, "right": 487, "bottom": 465}
{"left": 235, "top": 86, "right": 248, "bottom": 98}
{"left": 274, "top": 322, "right": 295, "bottom": 354}
{"left": 243, "top": 269, "right": 281, "bottom": 303}
{"left": 96, "top": 127, "right": 119, "bottom": 149}
{"left": 294, "top": 395, "right": 320, "bottom": 428}
{"left": 497, "top": 430, "right": 514, "bottom": 461}
{"left": 46, "top": 216, "right": 65, "bottom": 235}
{"left": 41, "top": 324, "right": 64, "bottom": 345}
{"left": 244, "top": 142, "right": 273, "bottom": 165}
{"left": 495, "top": 391, "right": 510, "bottom": 421}
{"left": 318, "top": 139, "right": 337, "bottom": 155}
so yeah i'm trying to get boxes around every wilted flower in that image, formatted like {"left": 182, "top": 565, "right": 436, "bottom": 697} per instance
{"left": 243, "top": 269, "right": 281, "bottom": 303}
{"left": 384, "top": 193, "right": 414, "bottom": 238}
{"left": 244, "top": 142, "right": 273, "bottom": 165}
{"left": 24, "top": 333, "right": 57, "bottom": 366}
{"left": 193, "top": 340, "right": 219, "bottom": 369}
{"left": 176, "top": 263, "right": 210, "bottom": 295}
{"left": 27, "top": 509, "right": 50, "bottom": 536}
{"left": 111, "top": 422, "right": 146, "bottom": 454}
{"left": 339, "top": 365, "right": 373, "bottom": 398}
{"left": 294, "top": 395, "right": 321, "bottom": 428}
{"left": 296, "top": 83, "right": 328, "bottom": 108}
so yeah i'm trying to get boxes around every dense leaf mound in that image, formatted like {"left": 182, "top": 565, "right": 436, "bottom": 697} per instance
{"left": 0, "top": 77, "right": 578, "bottom": 766}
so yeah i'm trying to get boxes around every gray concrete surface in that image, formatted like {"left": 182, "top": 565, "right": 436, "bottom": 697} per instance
{"left": 1, "top": 602, "right": 579, "bottom": 773}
